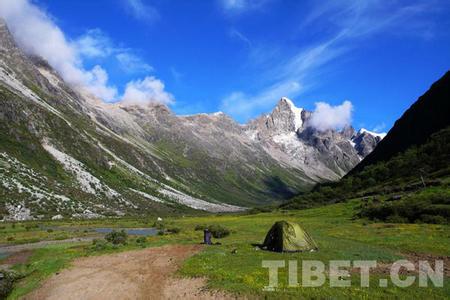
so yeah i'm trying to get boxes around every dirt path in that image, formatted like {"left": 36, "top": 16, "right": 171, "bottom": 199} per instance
{"left": 25, "top": 244, "right": 237, "bottom": 300}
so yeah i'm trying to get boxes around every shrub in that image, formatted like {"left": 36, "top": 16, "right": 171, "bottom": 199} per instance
{"left": 208, "top": 225, "right": 230, "bottom": 239}
{"left": 0, "top": 270, "right": 22, "bottom": 299}
{"left": 105, "top": 230, "right": 128, "bottom": 245}
{"left": 92, "top": 239, "right": 108, "bottom": 251}
{"left": 136, "top": 236, "right": 147, "bottom": 244}
{"left": 166, "top": 227, "right": 181, "bottom": 234}
{"left": 6, "top": 237, "right": 14, "bottom": 242}
{"left": 152, "top": 221, "right": 165, "bottom": 230}
{"left": 194, "top": 224, "right": 231, "bottom": 238}
{"left": 385, "top": 215, "right": 408, "bottom": 223}
{"left": 420, "top": 214, "right": 448, "bottom": 224}
{"left": 47, "top": 229, "right": 54, "bottom": 233}
{"left": 194, "top": 224, "right": 207, "bottom": 231}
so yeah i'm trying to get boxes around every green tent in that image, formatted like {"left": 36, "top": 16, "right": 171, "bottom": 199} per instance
{"left": 262, "top": 221, "right": 318, "bottom": 252}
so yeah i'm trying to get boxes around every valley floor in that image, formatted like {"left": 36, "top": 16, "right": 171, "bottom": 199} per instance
{"left": 2, "top": 200, "right": 449, "bottom": 299}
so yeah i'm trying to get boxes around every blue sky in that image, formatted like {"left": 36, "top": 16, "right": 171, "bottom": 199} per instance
{"left": 2, "top": 0, "right": 450, "bottom": 132}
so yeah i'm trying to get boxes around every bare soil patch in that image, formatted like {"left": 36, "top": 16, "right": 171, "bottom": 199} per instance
{"left": 25, "top": 244, "right": 237, "bottom": 300}
{"left": 350, "top": 252, "right": 450, "bottom": 276}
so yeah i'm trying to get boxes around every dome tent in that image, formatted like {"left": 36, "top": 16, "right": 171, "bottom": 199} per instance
{"left": 262, "top": 221, "right": 318, "bottom": 252}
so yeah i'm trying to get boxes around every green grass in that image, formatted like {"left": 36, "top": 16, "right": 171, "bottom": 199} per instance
{"left": 174, "top": 201, "right": 450, "bottom": 299}
{"left": 4, "top": 201, "right": 450, "bottom": 299}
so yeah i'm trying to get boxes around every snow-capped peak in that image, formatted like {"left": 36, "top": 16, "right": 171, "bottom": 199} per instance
{"left": 281, "top": 97, "right": 303, "bottom": 131}
{"left": 359, "top": 128, "right": 387, "bottom": 139}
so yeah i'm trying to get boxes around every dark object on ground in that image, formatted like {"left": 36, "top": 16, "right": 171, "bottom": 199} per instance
{"left": 389, "top": 195, "right": 402, "bottom": 201}
{"left": 136, "top": 237, "right": 147, "bottom": 244}
{"left": 262, "top": 221, "right": 318, "bottom": 252}
{"left": 203, "top": 229, "right": 212, "bottom": 245}
{"left": 105, "top": 230, "right": 128, "bottom": 245}
{"left": 166, "top": 227, "right": 181, "bottom": 234}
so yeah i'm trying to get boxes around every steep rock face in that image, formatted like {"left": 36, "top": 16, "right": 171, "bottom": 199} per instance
{"left": 245, "top": 98, "right": 383, "bottom": 180}
{"left": 0, "top": 20, "right": 383, "bottom": 220}
{"left": 352, "top": 129, "right": 384, "bottom": 157}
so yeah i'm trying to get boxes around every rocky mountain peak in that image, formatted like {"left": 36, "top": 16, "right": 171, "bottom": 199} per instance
{"left": 0, "top": 18, "right": 20, "bottom": 54}
{"left": 246, "top": 97, "right": 306, "bottom": 139}
{"left": 351, "top": 129, "right": 385, "bottom": 157}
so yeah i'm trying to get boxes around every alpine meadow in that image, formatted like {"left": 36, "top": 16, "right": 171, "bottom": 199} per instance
{"left": 0, "top": 1, "right": 449, "bottom": 299}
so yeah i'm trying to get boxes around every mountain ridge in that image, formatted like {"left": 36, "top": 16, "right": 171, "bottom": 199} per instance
{"left": 0, "top": 19, "right": 382, "bottom": 220}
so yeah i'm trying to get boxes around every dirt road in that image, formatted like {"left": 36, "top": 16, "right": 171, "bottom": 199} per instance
{"left": 25, "top": 244, "right": 235, "bottom": 300}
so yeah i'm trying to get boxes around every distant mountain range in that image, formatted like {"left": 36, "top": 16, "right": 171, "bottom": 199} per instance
{"left": 0, "top": 20, "right": 382, "bottom": 220}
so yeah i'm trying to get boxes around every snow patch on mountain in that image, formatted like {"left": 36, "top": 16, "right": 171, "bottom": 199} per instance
{"left": 282, "top": 97, "right": 303, "bottom": 131}
{"left": 359, "top": 128, "right": 387, "bottom": 139}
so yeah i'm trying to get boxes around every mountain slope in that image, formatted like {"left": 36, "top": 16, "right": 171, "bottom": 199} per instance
{"left": 283, "top": 72, "right": 450, "bottom": 221}
{"left": 351, "top": 70, "right": 450, "bottom": 173}
{"left": 0, "top": 19, "right": 382, "bottom": 220}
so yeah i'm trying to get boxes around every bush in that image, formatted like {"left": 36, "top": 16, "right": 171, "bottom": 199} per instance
{"left": 104, "top": 230, "right": 128, "bottom": 245}
{"left": 166, "top": 227, "right": 181, "bottom": 234}
{"left": 0, "top": 270, "right": 22, "bottom": 299}
{"left": 136, "top": 236, "right": 147, "bottom": 244}
{"left": 152, "top": 221, "right": 165, "bottom": 230}
{"left": 420, "top": 214, "right": 448, "bottom": 224}
{"left": 6, "top": 237, "right": 14, "bottom": 241}
{"left": 194, "top": 224, "right": 207, "bottom": 231}
{"left": 47, "top": 229, "right": 54, "bottom": 233}
{"left": 208, "top": 225, "right": 230, "bottom": 239}
{"left": 385, "top": 215, "right": 408, "bottom": 223}
{"left": 194, "top": 224, "right": 231, "bottom": 238}
{"left": 91, "top": 239, "right": 108, "bottom": 250}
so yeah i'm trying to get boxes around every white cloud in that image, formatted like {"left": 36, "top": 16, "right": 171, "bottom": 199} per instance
{"left": 308, "top": 101, "right": 353, "bottom": 131}
{"left": 0, "top": 0, "right": 172, "bottom": 105}
{"left": 229, "top": 28, "right": 252, "bottom": 47}
{"left": 122, "top": 77, "right": 174, "bottom": 106}
{"left": 123, "top": 0, "right": 159, "bottom": 23}
{"left": 220, "top": 0, "right": 270, "bottom": 14}
{"left": 372, "top": 122, "right": 386, "bottom": 133}
{"left": 116, "top": 53, "right": 154, "bottom": 73}
{"left": 74, "top": 29, "right": 115, "bottom": 59}
{"left": 84, "top": 66, "right": 118, "bottom": 102}
{"left": 222, "top": 0, "right": 247, "bottom": 11}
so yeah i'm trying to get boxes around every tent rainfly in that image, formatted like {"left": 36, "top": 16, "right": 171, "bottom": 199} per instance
{"left": 262, "top": 221, "right": 318, "bottom": 252}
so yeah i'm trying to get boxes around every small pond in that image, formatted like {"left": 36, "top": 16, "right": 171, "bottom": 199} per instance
{"left": 93, "top": 228, "right": 158, "bottom": 236}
